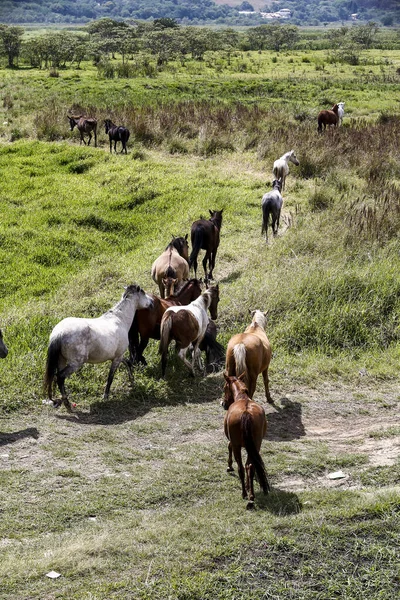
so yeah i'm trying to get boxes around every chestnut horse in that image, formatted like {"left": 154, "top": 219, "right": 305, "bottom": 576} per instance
{"left": 222, "top": 373, "right": 269, "bottom": 507}
{"left": 151, "top": 236, "right": 189, "bottom": 298}
{"left": 189, "top": 210, "right": 223, "bottom": 281}
{"left": 0, "top": 329, "right": 8, "bottom": 358}
{"left": 129, "top": 278, "right": 203, "bottom": 365}
{"left": 159, "top": 285, "right": 219, "bottom": 376}
{"left": 67, "top": 115, "right": 97, "bottom": 147}
{"left": 225, "top": 310, "right": 272, "bottom": 403}
{"left": 317, "top": 104, "right": 339, "bottom": 133}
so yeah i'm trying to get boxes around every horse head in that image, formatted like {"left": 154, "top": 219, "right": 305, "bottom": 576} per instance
{"left": 289, "top": 150, "right": 300, "bottom": 166}
{"left": 67, "top": 115, "right": 78, "bottom": 131}
{"left": 104, "top": 119, "right": 114, "bottom": 134}
{"left": 221, "top": 373, "right": 248, "bottom": 409}
{"left": 272, "top": 179, "right": 282, "bottom": 192}
{"left": 123, "top": 285, "right": 154, "bottom": 309}
{"left": 209, "top": 209, "right": 223, "bottom": 230}
{"left": 250, "top": 309, "right": 268, "bottom": 330}
{"left": 206, "top": 284, "right": 220, "bottom": 320}
{"left": 331, "top": 104, "right": 339, "bottom": 114}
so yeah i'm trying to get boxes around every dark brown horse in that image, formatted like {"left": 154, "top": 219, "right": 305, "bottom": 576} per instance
{"left": 67, "top": 115, "right": 97, "bottom": 147}
{"left": 129, "top": 278, "right": 203, "bottom": 366}
{"left": 189, "top": 210, "right": 223, "bottom": 281}
{"left": 159, "top": 285, "right": 220, "bottom": 377}
{"left": 199, "top": 320, "right": 225, "bottom": 373}
{"left": 317, "top": 104, "right": 339, "bottom": 133}
{"left": 0, "top": 329, "right": 8, "bottom": 358}
{"left": 222, "top": 373, "right": 269, "bottom": 508}
{"left": 104, "top": 119, "right": 130, "bottom": 154}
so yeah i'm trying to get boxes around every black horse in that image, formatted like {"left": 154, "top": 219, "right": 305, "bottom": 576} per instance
{"left": 0, "top": 329, "right": 8, "bottom": 358}
{"left": 189, "top": 209, "right": 223, "bottom": 281}
{"left": 104, "top": 119, "right": 130, "bottom": 154}
{"left": 67, "top": 115, "right": 97, "bottom": 147}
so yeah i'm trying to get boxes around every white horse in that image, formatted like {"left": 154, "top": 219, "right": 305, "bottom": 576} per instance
{"left": 337, "top": 102, "right": 345, "bottom": 126}
{"left": 272, "top": 150, "right": 300, "bottom": 191}
{"left": 0, "top": 329, "right": 8, "bottom": 358}
{"left": 45, "top": 285, "right": 153, "bottom": 409}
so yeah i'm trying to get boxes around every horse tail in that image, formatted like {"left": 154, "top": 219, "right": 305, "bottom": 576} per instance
{"left": 189, "top": 226, "right": 204, "bottom": 268}
{"left": 128, "top": 315, "right": 139, "bottom": 363}
{"left": 233, "top": 343, "right": 247, "bottom": 381}
{"left": 164, "top": 265, "right": 176, "bottom": 278}
{"left": 44, "top": 335, "right": 62, "bottom": 400}
{"left": 200, "top": 331, "right": 225, "bottom": 373}
{"left": 242, "top": 412, "right": 270, "bottom": 494}
{"left": 159, "top": 312, "right": 173, "bottom": 356}
{"left": 317, "top": 115, "right": 323, "bottom": 132}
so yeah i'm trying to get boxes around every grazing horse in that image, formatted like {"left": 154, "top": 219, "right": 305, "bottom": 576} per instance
{"left": 151, "top": 236, "right": 189, "bottom": 299}
{"left": 104, "top": 119, "right": 130, "bottom": 154}
{"left": 189, "top": 210, "right": 223, "bottom": 281}
{"left": 261, "top": 179, "right": 283, "bottom": 243}
{"left": 225, "top": 310, "right": 272, "bottom": 403}
{"left": 44, "top": 285, "right": 153, "bottom": 409}
{"left": 337, "top": 101, "right": 345, "bottom": 126}
{"left": 0, "top": 329, "right": 8, "bottom": 358}
{"left": 317, "top": 104, "right": 339, "bottom": 133}
{"left": 272, "top": 150, "right": 299, "bottom": 191}
{"left": 199, "top": 320, "right": 225, "bottom": 374}
{"left": 129, "top": 278, "right": 203, "bottom": 365}
{"left": 159, "top": 285, "right": 220, "bottom": 377}
{"left": 222, "top": 373, "right": 269, "bottom": 507}
{"left": 67, "top": 115, "right": 97, "bottom": 147}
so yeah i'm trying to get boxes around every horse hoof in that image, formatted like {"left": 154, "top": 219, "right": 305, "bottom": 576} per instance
{"left": 246, "top": 501, "right": 255, "bottom": 510}
{"left": 227, "top": 467, "right": 234, "bottom": 472}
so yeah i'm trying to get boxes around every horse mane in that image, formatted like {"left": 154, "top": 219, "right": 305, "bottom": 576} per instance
{"left": 173, "top": 278, "right": 195, "bottom": 296}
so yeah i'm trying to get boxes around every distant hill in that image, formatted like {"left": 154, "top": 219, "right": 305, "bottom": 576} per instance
{"left": 0, "top": 0, "right": 398, "bottom": 25}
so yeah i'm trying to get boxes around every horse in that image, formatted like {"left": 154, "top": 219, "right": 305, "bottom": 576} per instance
{"left": 337, "top": 101, "right": 345, "bottom": 126}
{"left": 151, "top": 236, "right": 189, "bottom": 299}
{"left": 129, "top": 278, "right": 203, "bottom": 366}
{"left": 317, "top": 104, "right": 339, "bottom": 133}
{"left": 225, "top": 310, "right": 273, "bottom": 403}
{"left": 44, "top": 285, "right": 153, "bottom": 409}
{"left": 104, "top": 119, "right": 130, "bottom": 154}
{"left": 261, "top": 179, "right": 283, "bottom": 243}
{"left": 222, "top": 373, "right": 269, "bottom": 508}
{"left": 159, "top": 285, "right": 220, "bottom": 377}
{"left": 272, "top": 150, "right": 299, "bottom": 191}
{"left": 67, "top": 115, "right": 97, "bottom": 147}
{"left": 0, "top": 329, "right": 8, "bottom": 358}
{"left": 189, "top": 210, "right": 223, "bottom": 281}
{"left": 199, "top": 320, "right": 225, "bottom": 373}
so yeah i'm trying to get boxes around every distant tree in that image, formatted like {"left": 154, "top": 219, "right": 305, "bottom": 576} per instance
{"left": 153, "top": 18, "right": 179, "bottom": 29}
{"left": 0, "top": 24, "right": 24, "bottom": 68}
{"left": 247, "top": 24, "right": 299, "bottom": 52}
{"left": 350, "top": 22, "right": 379, "bottom": 49}
{"left": 381, "top": 15, "right": 393, "bottom": 26}
{"left": 238, "top": 2, "right": 254, "bottom": 11}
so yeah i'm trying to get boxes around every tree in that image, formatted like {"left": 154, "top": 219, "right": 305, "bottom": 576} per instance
{"left": 350, "top": 22, "right": 379, "bottom": 49}
{"left": 0, "top": 24, "right": 24, "bottom": 68}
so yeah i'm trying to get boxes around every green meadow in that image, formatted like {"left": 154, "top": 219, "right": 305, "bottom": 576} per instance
{"left": 0, "top": 46, "right": 399, "bottom": 599}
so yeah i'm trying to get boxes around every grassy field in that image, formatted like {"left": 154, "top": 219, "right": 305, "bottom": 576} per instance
{"left": 0, "top": 47, "right": 399, "bottom": 599}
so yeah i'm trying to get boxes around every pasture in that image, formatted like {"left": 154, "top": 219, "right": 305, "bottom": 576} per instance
{"left": 0, "top": 45, "right": 400, "bottom": 599}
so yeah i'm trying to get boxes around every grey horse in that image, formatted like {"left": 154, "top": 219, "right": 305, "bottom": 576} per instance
{"left": 261, "top": 179, "right": 283, "bottom": 243}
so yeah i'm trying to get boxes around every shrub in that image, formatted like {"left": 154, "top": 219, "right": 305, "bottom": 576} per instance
{"left": 308, "top": 188, "right": 334, "bottom": 211}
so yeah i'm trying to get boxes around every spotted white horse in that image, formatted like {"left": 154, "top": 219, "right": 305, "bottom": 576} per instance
{"left": 272, "top": 150, "right": 299, "bottom": 191}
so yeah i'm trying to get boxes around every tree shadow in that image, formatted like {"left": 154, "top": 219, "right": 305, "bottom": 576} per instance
{"left": 0, "top": 427, "right": 39, "bottom": 446}
{"left": 265, "top": 397, "right": 305, "bottom": 441}
{"left": 256, "top": 487, "right": 302, "bottom": 515}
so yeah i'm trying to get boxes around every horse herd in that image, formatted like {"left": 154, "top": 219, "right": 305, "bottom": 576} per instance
{"left": 1, "top": 102, "right": 345, "bottom": 506}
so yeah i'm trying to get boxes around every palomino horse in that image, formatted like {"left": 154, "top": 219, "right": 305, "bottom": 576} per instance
{"left": 261, "top": 179, "right": 283, "bottom": 243}
{"left": 317, "top": 104, "right": 339, "bottom": 133}
{"left": 129, "top": 278, "right": 203, "bottom": 365}
{"left": 272, "top": 150, "right": 299, "bottom": 191}
{"left": 151, "top": 236, "right": 189, "bottom": 299}
{"left": 337, "top": 101, "right": 345, "bottom": 126}
{"left": 104, "top": 119, "right": 130, "bottom": 154}
{"left": 225, "top": 310, "right": 272, "bottom": 403}
{"left": 0, "top": 329, "right": 8, "bottom": 358}
{"left": 189, "top": 210, "right": 223, "bottom": 281}
{"left": 222, "top": 373, "right": 269, "bottom": 507}
{"left": 44, "top": 285, "right": 153, "bottom": 409}
{"left": 67, "top": 115, "right": 98, "bottom": 147}
{"left": 159, "top": 285, "right": 220, "bottom": 376}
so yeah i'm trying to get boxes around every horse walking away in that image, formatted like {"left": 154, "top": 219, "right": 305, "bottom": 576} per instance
{"left": 222, "top": 373, "right": 269, "bottom": 508}
{"left": 151, "top": 235, "right": 189, "bottom": 298}
{"left": 129, "top": 278, "right": 203, "bottom": 366}
{"left": 104, "top": 119, "right": 130, "bottom": 154}
{"left": 189, "top": 209, "right": 223, "bottom": 281}
{"left": 317, "top": 104, "right": 339, "bottom": 133}
{"left": 225, "top": 310, "right": 273, "bottom": 403}
{"left": 44, "top": 285, "right": 153, "bottom": 410}
{"left": 272, "top": 150, "right": 299, "bottom": 191}
{"left": 261, "top": 179, "right": 283, "bottom": 243}
{"left": 199, "top": 320, "right": 225, "bottom": 373}
{"left": 67, "top": 115, "right": 97, "bottom": 147}
{"left": 0, "top": 329, "right": 8, "bottom": 358}
{"left": 159, "top": 285, "right": 220, "bottom": 377}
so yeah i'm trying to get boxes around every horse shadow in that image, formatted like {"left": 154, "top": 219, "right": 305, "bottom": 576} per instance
{"left": 256, "top": 487, "right": 302, "bottom": 515}
{"left": 219, "top": 270, "right": 242, "bottom": 284}
{"left": 265, "top": 397, "right": 305, "bottom": 441}
{"left": 0, "top": 427, "right": 39, "bottom": 446}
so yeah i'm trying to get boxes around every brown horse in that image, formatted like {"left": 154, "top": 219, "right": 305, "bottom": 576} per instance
{"left": 129, "top": 279, "right": 203, "bottom": 365}
{"left": 67, "top": 115, "right": 98, "bottom": 147}
{"left": 189, "top": 210, "right": 223, "bottom": 281}
{"left": 159, "top": 285, "right": 219, "bottom": 376}
{"left": 225, "top": 310, "right": 272, "bottom": 403}
{"left": 317, "top": 104, "right": 339, "bottom": 133}
{"left": 222, "top": 373, "right": 269, "bottom": 507}
{"left": 151, "top": 236, "right": 189, "bottom": 298}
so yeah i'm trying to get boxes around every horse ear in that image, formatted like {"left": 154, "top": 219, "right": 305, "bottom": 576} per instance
{"left": 184, "top": 233, "right": 188, "bottom": 241}
{"left": 209, "top": 209, "right": 213, "bottom": 216}
{"left": 238, "top": 372, "right": 246, "bottom": 381}
{"left": 223, "top": 371, "right": 229, "bottom": 382}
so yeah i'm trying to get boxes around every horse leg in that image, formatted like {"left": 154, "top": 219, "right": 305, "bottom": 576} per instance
{"left": 227, "top": 441, "right": 234, "bottom": 472}
{"left": 104, "top": 356, "right": 123, "bottom": 399}
{"left": 114, "top": 140, "right": 117, "bottom": 153}
{"left": 275, "top": 209, "right": 281, "bottom": 236}
{"left": 55, "top": 363, "right": 80, "bottom": 410}
{"left": 109, "top": 138, "right": 112, "bottom": 154}
{"left": 122, "top": 358, "right": 134, "bottom": 384}
{"left": 137, "top": 337, "right": 149, "bottom": 366}
{"left": 192, "top": 340, "right": 204, "bottom": 375}
{"left": 209, "top": 248, "right": 217, "bottom": 280}
{"left": 94, "top": 130, "right": 97, "bottom": 148}
{"left": 262, "top": 369, "right": 272, "bottom": 403}
{"left": 246, "top": 461, "right": 255, "bottom": 505}
{"left": 178, "top": 346, "right": 195, "bottom": 377}
{"left": 87, "top": 132, "right": 92, "bottom": 146}
{"left": 233, "top": 445, "right": 247, "bottom": 499}
{"left": 202, "top": 252, "right": 209, "bottom": 281}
